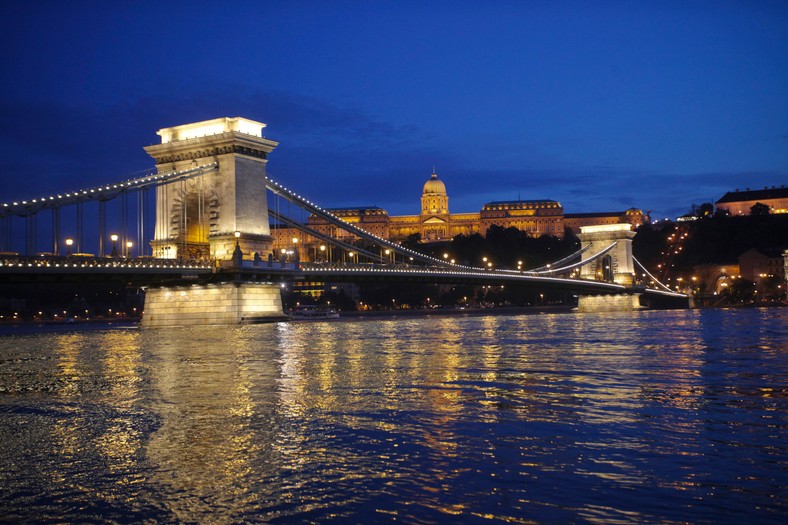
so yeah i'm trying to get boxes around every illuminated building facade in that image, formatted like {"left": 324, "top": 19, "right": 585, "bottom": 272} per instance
{"left": 715, "top": 186, "right": 788, "bottom": 215}
{"left": 273, "top": 170, "right": 645, "bottom": 260}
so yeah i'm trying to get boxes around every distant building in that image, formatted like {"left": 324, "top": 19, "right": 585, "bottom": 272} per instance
{"left": 715, "top": 186, "right": 788, "bottom": 216}
{"left": 273, "top": 171, "right": 647, "bottom": 260}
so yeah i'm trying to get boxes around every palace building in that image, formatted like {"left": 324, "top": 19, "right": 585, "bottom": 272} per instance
{"left": 715, "top": 186, "right": 788, "bottom": 215}
{"left": 272, "top": 170, "right": 645, "bottom": 260}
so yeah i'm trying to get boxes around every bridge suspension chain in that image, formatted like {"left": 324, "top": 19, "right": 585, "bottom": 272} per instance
{"left": 526, "top": 245, "right": 591, "bottom": 273}
{"left": 633, "top": 256, "right": 674, "bottom": 293}
{"left": 268, "top": 209, "right": 384, "bottom": 263}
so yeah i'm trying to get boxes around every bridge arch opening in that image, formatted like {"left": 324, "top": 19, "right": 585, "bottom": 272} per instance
{"left": 169, "top": 185, "right": 219, "bottom": 261}
{"left": 602, "top": 254, "right": 614, "bottom": 281}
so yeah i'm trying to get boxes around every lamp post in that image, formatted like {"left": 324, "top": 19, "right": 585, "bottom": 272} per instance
{"left": 65, "top": 238, "right": 73, "bottom": 256}
{"left": 320, "top": 244, "right": 326, "bottom": 263}
{"left": 126, "top": 241, "right": 133, "bottom": 258}
{"left": 232, "top": 231, "right": 242, "bottom": 266}
{"left": 110, "top": 234, "right": 119, "bottom": 257}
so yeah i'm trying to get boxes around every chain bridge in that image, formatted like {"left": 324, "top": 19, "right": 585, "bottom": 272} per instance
{"left": 0, "top": 117, "right": 687, "bottom": 325}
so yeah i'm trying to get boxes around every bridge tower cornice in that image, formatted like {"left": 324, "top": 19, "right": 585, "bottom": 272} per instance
{"left": 144, "top": 131, "right": 279, "bottom": 164}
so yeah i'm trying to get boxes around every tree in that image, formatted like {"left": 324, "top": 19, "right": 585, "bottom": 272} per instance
{"left": 750, "top": 202, "right": 770, "bottom": 216}
{"left": 698, "top": 203, "right": 714, "bottom": 217}
{"left": 400, "top": 233, "right": 422, "bottom": 251}
{"left": 720, "top": 278, "right": 756, "bottom": 304}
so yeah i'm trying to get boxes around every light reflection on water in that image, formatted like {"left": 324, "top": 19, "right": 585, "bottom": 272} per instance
{"left": 0, "top": 308, "right": 785, "bottom": 524}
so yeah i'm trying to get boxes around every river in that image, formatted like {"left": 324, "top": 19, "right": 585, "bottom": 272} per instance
{"left": 0, "top": 308, "right": 785, "bottom": 524}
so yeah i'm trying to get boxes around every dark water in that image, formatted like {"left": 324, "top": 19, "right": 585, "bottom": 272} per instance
{"left": 0, "top": 308, "right": 785, "bottom": 524}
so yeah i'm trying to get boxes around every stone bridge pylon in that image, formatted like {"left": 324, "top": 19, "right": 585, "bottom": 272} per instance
{"left": 576, "top": 224, "right": 640, "bottom": 312}
{"left": 141, "top": 117, "right": 286, "bottom": 327}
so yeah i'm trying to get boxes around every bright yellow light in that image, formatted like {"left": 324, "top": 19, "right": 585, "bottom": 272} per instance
{"left": 157, "top": 117, "right": 266, "bottom": 143}
{"left": 110, "top": 234, "right": 118, "bottom": 242}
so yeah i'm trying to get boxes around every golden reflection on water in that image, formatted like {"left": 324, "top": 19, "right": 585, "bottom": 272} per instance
{"left": 140, "top": 325, "right": 277, "bottom": 524}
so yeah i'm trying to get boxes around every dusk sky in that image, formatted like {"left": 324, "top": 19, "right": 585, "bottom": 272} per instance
{"left": 1, "top": 1, "right": 786, "bottom": 220}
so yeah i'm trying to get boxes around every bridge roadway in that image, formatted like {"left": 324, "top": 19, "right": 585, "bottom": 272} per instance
{"left": 0, "top": 255, "right": 687, "bottom": 302}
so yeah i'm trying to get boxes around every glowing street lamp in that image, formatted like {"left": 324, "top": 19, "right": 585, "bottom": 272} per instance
{"left": 110, "top": 234, "right": 119, "bottom": 257}
{"left": 126, "top": 241, "right": 133, "bottom": 258}
{"left": 65, "top": 238, "right": 73, "bottom": 256}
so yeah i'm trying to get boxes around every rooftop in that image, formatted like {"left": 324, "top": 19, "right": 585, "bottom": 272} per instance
{"left": 716, "top": 186, "right": 788, "bottom": 204}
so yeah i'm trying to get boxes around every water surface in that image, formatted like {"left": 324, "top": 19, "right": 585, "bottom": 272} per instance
{"left": 0, "top": 308, "right": 785, "bottom": 523}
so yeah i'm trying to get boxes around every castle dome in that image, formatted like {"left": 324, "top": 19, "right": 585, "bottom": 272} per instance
{"left": 422, "top": 171, "right": 446, "bottom": 195}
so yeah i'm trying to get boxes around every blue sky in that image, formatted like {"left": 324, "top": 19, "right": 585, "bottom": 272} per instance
{"left": 1, "top": 0, "right": 786, "bottom": 220}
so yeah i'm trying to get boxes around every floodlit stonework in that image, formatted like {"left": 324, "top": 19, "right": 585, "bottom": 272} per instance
{"left": 577, "top": 224, "right": 636, "bottom": 286}
{"left": 145, "top": 117, "right": 278, "bottom": 261}
{"left": 142, "top": 117, "right": 285, "bottom": 326}
{"left": 142, "top": 282, "right": 285, "bottom": 327}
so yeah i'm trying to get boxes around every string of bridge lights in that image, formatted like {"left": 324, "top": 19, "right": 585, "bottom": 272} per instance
{"left": 0, "top": 257, "right": 213, "bottom": 270}
{"left": 0, "top": 163, "right": 219, "bottom": 214}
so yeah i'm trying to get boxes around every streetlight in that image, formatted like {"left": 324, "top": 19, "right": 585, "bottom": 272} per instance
{"left": 110, "top": 234, "right": 119, "bottom": 257}
{"left": 126, "top": 241, "right": 133, "bottom": 258}
{"left": 232, "top": 231, "right": 242, "bottom": 265}
{"left": 65, "top": 238, "right": 73, "bottom": 256}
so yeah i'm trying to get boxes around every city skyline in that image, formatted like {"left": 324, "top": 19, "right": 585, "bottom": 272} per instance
{"left": 1, "top": 1, "right": 786, "bottom": 220}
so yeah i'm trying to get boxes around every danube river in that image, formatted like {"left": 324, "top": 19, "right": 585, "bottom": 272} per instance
{"left": 0, "top": 308, "right": 785, "bottom": 524}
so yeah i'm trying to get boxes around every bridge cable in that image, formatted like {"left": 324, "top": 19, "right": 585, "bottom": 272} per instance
{"left": 632, "top": 256, "right": 674, "bottom": 293}
{"left": 268, "top": 209, "right": 384, "bottom": 263}
{"left": 526, "top": 245, "right": 591, "bottom": 273}
{"left": 533, "top": 242, "right": 619, "bottom": 276}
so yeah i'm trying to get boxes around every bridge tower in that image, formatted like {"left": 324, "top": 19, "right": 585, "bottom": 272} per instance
{"left": 576, "top": 224, "right": 640, "bottom": 312}
{"left": 144, "top": 117, "right": 278, "bottom": 261}
{"left": 141, "top": 117, "right": 286, "bottom": 327}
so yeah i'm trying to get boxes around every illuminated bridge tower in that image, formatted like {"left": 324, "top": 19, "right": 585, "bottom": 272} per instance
{"left": 144, "top": 117, "right": 278, "bottom": 261}
{"left": 142, "top": 117, "right": 285, "bottom": 327}
{"left": 576, "top": 224, "right": 640, "bottom": 312}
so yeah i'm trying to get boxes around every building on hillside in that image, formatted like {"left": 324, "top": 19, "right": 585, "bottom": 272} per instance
{"left": 715, "top": 186, "right": 788, "bottom": 215}
{"left": 272, "top": 170, "right": 647, "bottom": 261}
{"left": 738, "top": 248, "right": 786, "bottom": 301}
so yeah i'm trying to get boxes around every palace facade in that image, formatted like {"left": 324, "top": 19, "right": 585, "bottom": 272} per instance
{"left": 272, "top": 171, "right": 646, "bottom": 260}
{"left": 715, "top": 186, "right": 788, "bottom": 215}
